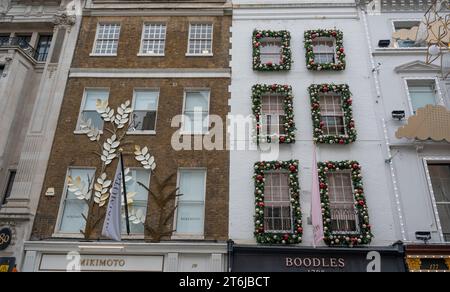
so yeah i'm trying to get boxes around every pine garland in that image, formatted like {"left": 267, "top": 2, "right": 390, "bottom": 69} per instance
{"left": 254, "top": 160, "right": 303, "bottom": 244}
{"left": 304, "top": 29, "right": 346, "bottom": 71}
{"left": 309, "top": 83, "right": 357, "bottom": 144}
{"left": 253, "top": 30, "right": 292, "bottom": 71}
{"left": 318, "top": 160, "right": 373, "bottom": 247}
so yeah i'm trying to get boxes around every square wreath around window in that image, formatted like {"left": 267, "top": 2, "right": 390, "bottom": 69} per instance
{"left": 252, "top": 84, "right": 296, "bottom": 144}
{"left": 254, "top": 160, "right": 302, "bottom": 245}
{"left": 318, "top": 160, "right": 372, "bottom": 247}
{"left": 309, "top": 84, "right": 356, "bottom": 144}
{"left": 253, "top": 30, "right": 292, "bottom": 71}
{"left": 304, "top": 29, "right": 346, "bottom": 71}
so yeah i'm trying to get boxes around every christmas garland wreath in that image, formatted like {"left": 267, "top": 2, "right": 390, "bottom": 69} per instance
{"left": 252, "top": 84, "right": 296, "bottom": 144}
{"left": 318, "top": 160, "right": 372, "bottom": 247}
{"left": 254, "top": 160, "right": 302, "bottom": 244}
{"left": 304, "top": 29, "right": 346, "bottom": 71}
{"left": 253, "top": 30, "right": 292, "bottom": 71}
{"left": 309, "top": 84, "right": 356, "bottom": 144}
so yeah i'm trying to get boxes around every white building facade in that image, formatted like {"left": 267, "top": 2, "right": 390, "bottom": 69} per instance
{"left": 0, "top": 0, "right": 83, "bottom": 271}
{"left": 362, "top": 0, "right": 450, "bottom": 272}
{"left": 229, "top": 0, "right": 407, "bottom": 272}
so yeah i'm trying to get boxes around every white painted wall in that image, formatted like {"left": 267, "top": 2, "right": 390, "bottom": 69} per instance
{"left": 365, "top": 9, "right": 450, "bottom": 243}
{"left": 229, "top": 2, "right": 399, "bottom": 247}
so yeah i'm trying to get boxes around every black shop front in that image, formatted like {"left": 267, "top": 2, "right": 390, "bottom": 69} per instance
{"left": 229, "top": 242, "right": 406, "bottom": 272}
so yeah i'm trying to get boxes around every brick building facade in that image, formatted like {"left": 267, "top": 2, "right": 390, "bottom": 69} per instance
{"left": 23, "top": 0, "right": 231, "bottom": 272}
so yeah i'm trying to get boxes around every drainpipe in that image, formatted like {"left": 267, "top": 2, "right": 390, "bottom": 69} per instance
{"left": 227, "top": 239, "right": 234, "bottom": 272}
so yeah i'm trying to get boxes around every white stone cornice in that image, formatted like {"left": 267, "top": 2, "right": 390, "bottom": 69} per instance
{"left": 232, "top": 2, "right": 358, "bottom": 20}
{"left": 24, "top": 240, "right": 228, "bottom": 254}
{"left": 69, "top": 68, "right": 231, "bottom": 78}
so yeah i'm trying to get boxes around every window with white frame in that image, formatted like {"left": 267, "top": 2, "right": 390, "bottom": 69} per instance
{"left": 122, "top": 169, "right": 150, "bottom": 234}
{"left": 176, "top": 169, "right": 206, "bottom": 235}
{"left": 327, "top": 172, "right": 358, "bottom": 233}
{"left": 182, "top": 90, "right": 210, "bottom": 134}
{"left": 130, "top": 90, "right": 159, "bottom": 132}
{"left": 428, "top": 163, "right": 450, "bottom": 242}
{"left": 264, "top": 171, "right": 292, "bottom": 232}
{"left": 261, "top": 93, "right": 286, "bottom": 137}
{"left": 312, "top": 37, "right": 335, "bottom": 64}
{"left": 58, "top": 168, "right": 95, "bottom": 233}
{"left": 140, "top": 23, "right": 166, "bottom": 55}
{"left": 187, "top": 24, "right": 213, "bottom": 55}
{"left": 393, "top": 21, "right": 424, "bottom": 48}
{"left": 319, "top": 93, "right": 346, "bottom": 136}
{"left": 77, "top": 89, "right": 109, "bottom": 131}
{"left": 93, "top": 23, "right": 121, "bottom": 55}
{"left": 407, "top": 79, "right": 438, "bottom": 113}
{"left": 259, "top": 37, "right": 282, "bottom": 65}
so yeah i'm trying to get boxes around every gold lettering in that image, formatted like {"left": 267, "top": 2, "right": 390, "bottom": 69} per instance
{"left": 0, "top": 234, "right": 10, "bottom": 244}
{"left": 338, "top": 258, "right": 345, "bottom": 268}
{"left": 286, "top": 257, "right": 293, "bottom": 267}
{"left": 0, "top": 265, "right": 9, "bottom": 272}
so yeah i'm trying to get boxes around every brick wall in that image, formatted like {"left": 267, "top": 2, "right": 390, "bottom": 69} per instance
{"left": 72, "top": 15, "right": 231, "bottom": 69}
{"left": 31, "top": 14, "right": 231, "bottom": 241}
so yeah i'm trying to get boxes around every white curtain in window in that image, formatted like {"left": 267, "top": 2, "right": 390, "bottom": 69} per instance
{"left": 121, "top": 169, "right": 150, "bottom": 234}
{"left": 135, "top": 91, "right": 158, "bottom": 111}
{"left": 59, "top": 168, "right": 94, "bottom": 233}
{"left": 184, "top": 91, "right": 209, "bottom": 133}
{"left": 176, "top": 170, "right": 206, "bottom": 234}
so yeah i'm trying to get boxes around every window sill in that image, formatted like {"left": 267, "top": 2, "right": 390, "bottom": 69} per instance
{"left": 73, "top": 130, "right": 103, "bottom": 135}
{"left": 373, "top": 47, "right": 427, "bottom": 54}
{"left": 171, "top": 233, "right": 205, "bottom": 240}
{"left": 121, "top": 234, "right": 145, "bottom": 240}
{"left": 127, "top": 130, "right": 156, "bottom": 135}
{"left": 89, "top": 53, "right": 118, "bottom": 57}
{"left": 52, "top": 233, "right": 85, "bottom": 239}
{"left": 179, "top": 131, "right": 210, "bottom": 136}
{"left": 137, "top": 53, "right": 165, "bottom": 57}
{"left": 185, "top": 53, "right": 214, "bottom": 57}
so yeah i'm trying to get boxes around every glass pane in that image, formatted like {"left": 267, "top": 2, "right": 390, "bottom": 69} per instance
{"left": 135, "top": 91, "right": 158, "bottom": 111}
{"left": 82, "top": 111, "right": 104, "bottom": 130}
{"left": 429, "top": 165, "right": 450, "bottom": 203}
{"left": 85, "top": 90, "right": 109, "bottom": 110}
{"left": 260, "top": 37, "right": 282, "bottom": 65}
{"left": 59, "top": 168, "right": 94, "bottom": 233}
{"left": 121, "top": 169, "right": 150, "bottom": 234}
{"left": 66, "top": 169, "right": 95, "bottom": 200}
{"left": 327, "top": 172, "right": 358, "bottom": 233}
{"left": 59, "top": 199, "right": 88, "bottom": 233}
{"left": 409, "top": 88, "right": 436, "bottom": 112}
{"left": 131, "top": 111, "right": 156, "bottom": 131}
{"left": 185, "top": 91, "right": 209, "bottom": 112}
{"left": 437, "top": 204, "right": 450, "bottom": 239}
{"left": 35, "top": 35, "right": 52, "bottom": 62}
{"left": 179, "top": 170, "right": 206, "bottom": 202}
{"left": 176, "top": 202, "right": 204, "bottom": 234}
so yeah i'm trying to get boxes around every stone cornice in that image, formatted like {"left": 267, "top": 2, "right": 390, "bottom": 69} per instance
{"left": 69, "top": 68, "right": 231, "bottom": 78}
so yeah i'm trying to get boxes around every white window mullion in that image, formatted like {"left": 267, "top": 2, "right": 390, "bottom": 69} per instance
{"left": 93, "top": 23, "right": 121, "bottom": 56}
{"left": 188, "top": 23, "right": 213, "bottom": 55}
